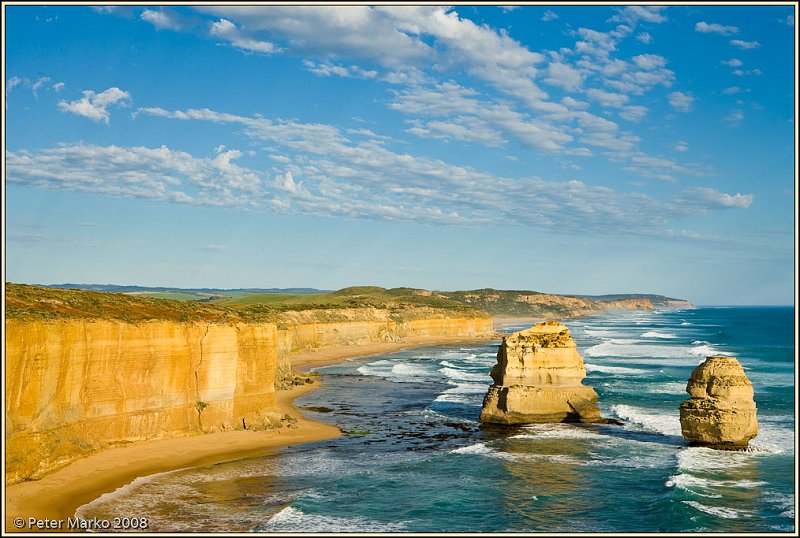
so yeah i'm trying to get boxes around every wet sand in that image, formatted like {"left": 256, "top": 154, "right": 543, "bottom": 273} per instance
{"left": 4, "top": 384, "right": 339, "bottom": 533}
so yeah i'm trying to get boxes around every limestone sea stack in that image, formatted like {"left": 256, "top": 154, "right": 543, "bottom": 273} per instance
{"left": 480, "top": 321, "right": 602, "bottom": 424}
{"left": 679, "top": 356, "right": 758, "bottom": 449}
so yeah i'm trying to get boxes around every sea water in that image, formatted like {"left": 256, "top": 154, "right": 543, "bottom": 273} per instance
{"left": 77, "top": 307, "right": 796, "bottom": 533}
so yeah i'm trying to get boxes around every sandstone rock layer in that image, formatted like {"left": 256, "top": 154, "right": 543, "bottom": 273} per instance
{"left": 6, "top": 314, "right": 493, "bottom": 485}
{"left": 679, "top": 356, "right": 758, "bottom": 449}
{"left": 480, "top": 321, "right": 602, "bottom": 424}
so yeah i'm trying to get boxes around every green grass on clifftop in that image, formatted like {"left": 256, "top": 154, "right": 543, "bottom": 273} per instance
{"left": 5, "top": 284, "right": 487, "bottom": 323}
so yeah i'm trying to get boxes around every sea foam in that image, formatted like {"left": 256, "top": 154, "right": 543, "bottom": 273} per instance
{"left": 257, "top": 506, "right": 408, "bottom": 533}
{"left": 641, "top": 331, "right": 678, "bottom": 339}
{"left": 681, "top": 501, "right": 742, "bottom": 520}
{"left": 610, "top": 404, "right": 682, "bottom": 437}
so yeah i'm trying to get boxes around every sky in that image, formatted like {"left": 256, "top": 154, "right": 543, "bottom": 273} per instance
{"left": 3, "top": 3, "right": 796, "bottom": 305}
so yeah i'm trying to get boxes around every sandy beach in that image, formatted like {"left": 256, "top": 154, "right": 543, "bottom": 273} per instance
{"left": 4, "top": 383, "right": 339, "bottom": 534}
{"left": 5, "top": 334, "right": 497, "bottom": 534}
{"left": 290, "top": 333, "right": 500, "bottom": 373}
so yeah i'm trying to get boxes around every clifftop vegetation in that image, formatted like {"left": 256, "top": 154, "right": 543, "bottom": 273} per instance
{"left": 5, "top": 284, "right": 487, "bottom": 323}
{"left": 6, "top": 283, "right": 690, "bottom": 323}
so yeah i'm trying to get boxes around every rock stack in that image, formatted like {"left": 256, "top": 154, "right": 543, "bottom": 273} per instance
{"left": 480, "top": 321, "right": 602, "bottom": 424}
{"left": 679, "top": 356, "right": 758, "bottom": 449}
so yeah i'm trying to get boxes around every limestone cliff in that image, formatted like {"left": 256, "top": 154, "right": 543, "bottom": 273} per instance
{"left": 5, "top": 285, "right": 493, "bottom": 485}
{"left": 5, "top": 319, "right": 284, "bottom": 485}
{"left": 679, "top": 356, "right": 758, "bottom": 449}
{"left": 480, "top": 321, "right": 602, "bottom": 424}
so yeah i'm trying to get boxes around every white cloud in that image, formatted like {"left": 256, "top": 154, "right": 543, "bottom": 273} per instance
{"left": 586, "top": 88, "right": 629, "bottom": 108}
{"left": 6, "top": 143, "right": 260, "bottom": 205}
{"left": 636, "top": 32, "right": 652, "bottom": 44}
{"left": 632, "top": 54, "right": 667, "bottom": 70}
{"left": 673, "top": 141, "right": 689, "bottom": 152}
{"left": 141, "top": 8, "right": 185, "bottom": 31}
{"left": 389, "top": 82, "right": 572, "bottom": 153}
{"left": 668, "top": 91, "right": 693, "bottom": 112}
{"left": 199, "top": 6, "right": 431, "bottom": 67}
{"left": 721, "top": 58, "right": 743, "bottom": 67}
{"left": 695, "top": 21, "right": 738, "bottom": 35}
{"left": 209, "top": 18, "right": 278, "bottom": 53}
{"left": 723, "top": 86, "right": 750, "bottom": 95}
{"left": 785, "top": 15, "right": 794, "bottom": 26}
{"left": 30, "top": 77, "right": 50, "bottom": 96}
{"left": 619, "top": 105, "right": 648, "bottom": 123}
{"left": 7, "top": 76, "right": 64, "bottom": 98}
{"left": 57, "top": 87, "right": 131, "bottom": 124}
{"left": 303, "top": 60, "right": 377, "bottom": 79}
{"left": 730, "top": 39, "right": 760, "bottom": 49}
{"left": 543, "top": 62, "right": 583, "bottom": 91}
{"left": 724, "top": 109, "right": 744, "bottom": 124}
{"left": 7, "top": 76, "right": 25, "bottom": 93}
{"left": 609, "top": 6, "right": 668, "bottom": 25}
{"left": 407, "top": 117, "right": 505, "bottom": 146}
{"left": 732, "top": 68, "right": 762, "bottom": 77}
{"left": 575, "top": 27, "right": 619, "bottom": 57}
{"left": 499, "top": 6, "right": 519, "bottom": 13}
{"left": 541, "top": 10, "right": 559, "bottom": 22}
{"left": 678, "top": 187, "right": 753, "bottom": 209}
{"left": 11, "top": 103, "right": 746, "bottom": 235}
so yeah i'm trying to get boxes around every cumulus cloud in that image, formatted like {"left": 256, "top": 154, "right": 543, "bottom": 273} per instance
{"left": 586, "top": 88, "right": 629, "bottom": 108}
{"left": 141, "top": 8, "right": 186, "bottom": 31}
{"left": 543, "top": 62, "right": 583, "bottom": 91}
{"left": 57, "top": 87, "right": 130, "bottom": 124}
{"left": 695, "top": 21, "right": 738, "bottom": 35}
{"left": 619, "top": 105, "right": 648, "bottom": 122}
{"left": 721, "top": 58, "right": 743, "bottom": 67}
{"left": 609, "top": 6, "right": 668, "bottom": 24}
{"left": 636, "top": 32, "right": 652, "bottom": 44}
{"left": 730, "top": 39, "right": 760, "bottom": 49}
{"left": 632, "top": 54, "right": 667, "bottom": 70}
{"left": 209, "top": 18, "right": 278, "bottom": 53}
{"left": 668, "top": 91, "right": 693, "bottom": 112}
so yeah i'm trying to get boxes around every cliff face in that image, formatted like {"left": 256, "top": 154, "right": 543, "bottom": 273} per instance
{"left": 5, "top": 319, "right": 281, "bottom": 485}
{"left": 679, "top": 356, "right": 758, "bottom": 449}
{"left": 5, "top": 310, "right": 493, "bottom": 485}
{"left": 480, "top": 321, "right": 602, "bottom": 424}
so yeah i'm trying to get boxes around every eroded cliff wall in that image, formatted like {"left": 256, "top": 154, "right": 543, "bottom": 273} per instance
{"left": 5, "top": 319, "right": 280, "bottom": 485}
{"left": 5, "top": 312, "right": 493, "bottom": 485}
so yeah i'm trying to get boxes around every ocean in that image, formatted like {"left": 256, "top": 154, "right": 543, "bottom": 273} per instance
{"left": 77, "top": 306, "right": 796, "bottom": 533}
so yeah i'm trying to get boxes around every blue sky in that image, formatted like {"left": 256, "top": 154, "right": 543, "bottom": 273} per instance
{"left": 4, "top": 4, "right": 796, "bottom": 305}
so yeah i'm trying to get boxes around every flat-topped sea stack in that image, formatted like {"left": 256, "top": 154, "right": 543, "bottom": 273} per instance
{"left": 480, "top": 321, "right": 602, "bottom": 424}
{"left": 679, "top": 356, "right": 758, "bottom": 449}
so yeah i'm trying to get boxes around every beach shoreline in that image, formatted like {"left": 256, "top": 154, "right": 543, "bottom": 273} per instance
{"left": 290, "top": 333, "right": 500, "bottom": 373}
{"left": 4, "top": 333, "right": 497, "bottom": 534}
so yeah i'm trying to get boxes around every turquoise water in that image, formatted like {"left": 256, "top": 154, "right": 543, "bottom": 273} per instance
{"left": 78, "top": 307, "right": 796, "bottom": 532}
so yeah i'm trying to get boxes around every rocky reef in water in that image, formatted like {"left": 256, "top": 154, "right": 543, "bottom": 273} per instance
{"left": 679, "top": 356, "right": 758, "bottom": 449}
{"left": 480, "top": 321, "right": 603, "bottom": 424}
